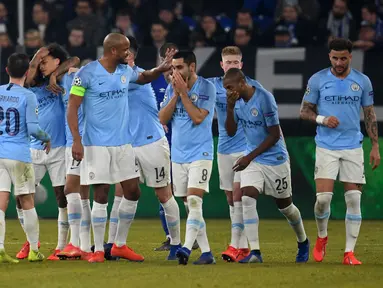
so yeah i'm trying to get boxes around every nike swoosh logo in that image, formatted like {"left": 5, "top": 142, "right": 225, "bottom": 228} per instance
{"left": 99, "top": 82, "right": 105, "bottom": 85}
{"left": 325, "top": 86, "right": 331, "bottom": 89}
{"left": 156, "top": 180, "right": 162, "bottom": 183}
{"left": 70, "top": 167, "right": 78, "bottom": 170}
{"left": 199, "top": 181, "right": 206, "bottom": 184}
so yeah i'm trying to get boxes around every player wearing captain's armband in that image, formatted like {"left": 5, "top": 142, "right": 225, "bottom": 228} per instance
{"left": 300, "top": 38, "right": 380, "bottom": 265}
{"left": 68, "top": 33, "right": 176, "bottom": 263}
{"left": 224, "top": 68, "right": 309, "bottom": 264}
{"left": 159, "top": 51, "right": 216, "bottom": 265}
{"left": 0, "top": 53, "right": 50, "bottom": 263}
{"left": 208, "top": 46, "right": 264, "bottom": 262}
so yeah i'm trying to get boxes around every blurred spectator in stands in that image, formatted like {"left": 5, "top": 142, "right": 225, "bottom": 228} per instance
{"left": 263, "top": 4, "right": 314, "bottom": 47}
{"left": 243, "top": 0, "right": 277, "bottom": 18}
{"left": 274, "top": 25, "right": 294, "bottom": 47}
{"left": 375, "top": 0, "right": 383, "bottom": 18}
{"left": 0, "top": 1, "right": 16, "bottom": 44}
{"left": 193, "top": 13, "right": 228, "bottom": 47}
{"left": 30, "top": 0, "right": 67, "bottom": 45}
{"left": 145, "top": 21, "right": 168, "bottom": 50}
{"left": 94, "top": 0, "right": 113, "bottom": 27}
{"left": 25, "top": 29, "right": 44, "bottom": 56}
{"left": 158, "top": 5, "right": 190, "bottom": 47}
{"left": 235, "top": 9, "right": 259, "bottom": 42}
{"left": 110, "top": 9, "right": 139, "bottom": 40}
{"left": 362, "top": 2, "right": 383, "bottom": 40}
{"left": 67, "top": 0, "right": 106, "bottom": 47}
{"left": 317, "top": 0, "right": 357, "bottom": 45}
{"left": 190, "top": 33, "right": 206, "bottom": 48}
{"left": 0, "top": 31, "right": 12, "bottom": 48}
{"left": 66, "top": 27, "right": 97, "bottom": 60}
{"left": 275, "top": 0, "right": 320, "bottom": 21}
{"left": 353, "top": 21, "right": 379, "bottom": 51}
{"left": 233, "top": 26, "right": 252, "bottom": 48}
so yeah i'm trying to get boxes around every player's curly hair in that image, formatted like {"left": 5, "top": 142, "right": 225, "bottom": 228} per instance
{"left": 328, "top": 38, "right": 353, "bottom": 53}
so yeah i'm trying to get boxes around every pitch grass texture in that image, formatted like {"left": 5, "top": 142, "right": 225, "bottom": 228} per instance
{"left": 2, "top": 219, "right": 382, "bottom": 288}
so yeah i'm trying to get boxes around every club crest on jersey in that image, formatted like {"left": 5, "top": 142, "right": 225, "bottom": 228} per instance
{"left": 121, "top": 75, "right": 127, "bottom": 84}
{"left": 351, "top": 83, "right": 360, "bottom": 91}
{"left": 190, "top": 93, "right": 198, "bottom": 102}
{"left": 251, "top": 108, "right": 258, "bottom": 117}
{"left": 73, "top": 77, "right": 82, "bottom": 86}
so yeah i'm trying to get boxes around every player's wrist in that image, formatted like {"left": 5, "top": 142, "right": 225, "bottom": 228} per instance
{"left": 315, "top": 115, "right": 325, "bottom": 125}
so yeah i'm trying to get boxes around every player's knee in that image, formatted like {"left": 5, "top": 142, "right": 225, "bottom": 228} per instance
{"left": 121, "top": 179, "right": 141, "bottom": 201}
{"left": 225, "top": 190, "right": 234, "bottom": 206}
{"left": 242, "top": 186, "right": 259, "bottom": 199}
{"left": 54, "top": 186, "right": 67, "bottom": 208}
{"left": 64, "top": 176, "right": 80, "bottom": 195}
{"left": 80, "top": 185, "right": 90, "bottom": 199}
{"left": 275, "top": 197, "right": 293, "bottom": 210}
{"left": 155, "top": 185, "right": 172, "bottom": 203}
{"left": 18, "top": 194, "right": 35, "bottom": 210}
{"left": 115, "top": 183, "right": 123, "bottom": 197}
{"left": 315, "top": 192, "right": 333, "bottom": 211}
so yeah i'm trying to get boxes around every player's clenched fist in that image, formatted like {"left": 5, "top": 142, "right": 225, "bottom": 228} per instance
{"left": 72, "top": 141, "right": 84, "bottom": 161}
{"left": 226, "top": 89, "right": 239, "bottom": 108}
{"left": 323, "top": 116, "right": 339, "bottom": 128}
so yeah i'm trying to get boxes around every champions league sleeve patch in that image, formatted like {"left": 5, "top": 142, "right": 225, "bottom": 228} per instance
{"left": 304, "top": 85, "right": 310, "bottom": 95}
{"left": 73, "top": 77, "right": 82, "bottom": 86}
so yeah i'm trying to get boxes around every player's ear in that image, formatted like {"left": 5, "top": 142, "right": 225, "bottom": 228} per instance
{"left": 190, "top": 62, "right": 196, "bottom": 73}
{"left": 5, "top": 66, "right": 8, "bottom": 75}
{"left": 239, "top": 62, "right": 243, "bottom": 69}
{"left": 220, "top": 61, "right": 224, "bottom": 70}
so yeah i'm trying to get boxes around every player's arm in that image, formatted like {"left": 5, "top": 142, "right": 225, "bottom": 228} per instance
{"left": 68, "top": 92, "right": 84, "bottom": 144}
{"left": 299, "top": 76, "right": 319, "bottom": 123}
{"left": 26, "top": 94, "right": 51, "bottom": 150}
{"left": 225, "top": 90, "right": 239, "bottom": 137}
{"left": 159, "top": 85, "right": 177, "bottom": 125}
{"left": 362, "top": 76, "right": 380, "bottom": 170}
{"left": 48, "top": 57, "right": 81, "bottom": 95}
{"left": 25, "top": 47, "right": 50, "bottom": 87}
{"left": 135, "top": 48, "right": 177, "bottom": 85}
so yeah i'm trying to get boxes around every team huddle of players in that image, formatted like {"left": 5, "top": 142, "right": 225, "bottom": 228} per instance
{"left": 0, "top": 34, "right": 379, "bottom": 266}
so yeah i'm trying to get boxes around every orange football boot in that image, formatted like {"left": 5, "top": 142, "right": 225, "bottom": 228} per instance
{"left": 88, "top": 251, "right": 105, "bottom": 263}
{"left": 47, "top": 249, "right": 61, "bottom": 261}
{"left": 236, "top": 248, "right": 250, "bottom": 262}
{"left": 57, "top": 243, "right": 82, "bottom": 260}
{"left": 221, "top": 246, "right": 238, "bottom": 262}
{"left": 343, "top": 252, "right": 362, "bottom": 265}
{"left": 111, "top": 244, "right": 144, "bottom": 262}
{"left": 81, "top": 251, "right": 93, "bottom": 261}
{"left": 313, "top": 236, "right": 328, "bottom": 262}
{"left": 16, "top": 241, "right": 41, "bottom": 259}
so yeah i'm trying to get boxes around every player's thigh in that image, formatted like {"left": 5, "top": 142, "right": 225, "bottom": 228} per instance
{"left": 172, "top": 162, "right": 188, "bottom": 198}
{"left": 217, "top": 152, "right": 243, "bottom": 191}
{"left": 46, "top": 147, "right": 66, "bottom": 187}
{"left": 315, "top": 147, "right": 340, "bottom": 180}
{"left": 110, "top": 144, "right": 140, "bottom": 184}
{"left": 240, "top": 161, "right": 265, "bottom": 196}
{"left": 65, "top": 146, "right": 81, "bottom": 177}
{"left": 31, "top": 148, "right": 46, "bottom": 185}
{"left": 80, "top": 146, "right": 112, "bottom": 185}
{"left": 0, "top": 160, "right": 12, "bottom": 193}
{"left": 339, "top": 147, "right": 366, "bottom": 186}
{"left": 7, "top": 159, "right": 35, "bottom": 197}
{"left": 262, "top": 161, "right": 292, "bottom": 200}
{"left": 136, "top": 137, "right": 171, "bottom": 188}
{"left": 187, "top": 160, "right": 213, "bottom": 193}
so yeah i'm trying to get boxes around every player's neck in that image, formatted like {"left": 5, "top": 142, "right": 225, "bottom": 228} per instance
{"left": 242, "top": 86, "right": 255, "bottom": 102}
{"left": 9, "top": 78, "right": 25, "bottom": 87}
{"left": 99, "top": 56, "right": 119, "bottom": 73}
{"left": 331, "top": 67, "right": 351, "bottom": 79}
{"left": 187, "top": 73, "right": 198, "bottom": 89}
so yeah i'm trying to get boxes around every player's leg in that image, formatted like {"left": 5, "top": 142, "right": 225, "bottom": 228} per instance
{"left": 13, "top": 160, "right": 44, "bottom": 262}
{"left": 177, "top": 160, "right": 215, "bottom": 265}
{"left": 107, "top": 183, "right": 123, "bottom": 245}
{"left": 339, "top": 148, "right": 365, "bottom": 265}
{"left": 313, "top": 147, "right": 339, "bottom": 262}
{"left": 140, "top": 137, "right": 181, "bottom": 259}
{"left": 237, "top": 161, "right": 263, "bottom": 264}
{"left": 57, "top": 147, "right": 83, "bottom": 260}
{"left": 79, "top": 185, "right": 92, "bottom": 259}
{"left": 15, "top": 151, "right": 46, "bottom": 260}
{"left": 80, "top": 145, "right": 112, "bottom": 263}
{"left": 110, "top": 144, "right": 143, "bottom": 261}
{"left": 0, "top": 161, "right": 18, "bottom": 263}
{"left": 47, "top": 148, "right": 69, "bottom": 259}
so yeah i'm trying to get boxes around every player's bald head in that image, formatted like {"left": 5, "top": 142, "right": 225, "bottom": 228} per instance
{"left": 103, "top": 33, "right": 129, "bottom": 52}
{"left": 223, "top": 68, "right": 245, "bottom": 83}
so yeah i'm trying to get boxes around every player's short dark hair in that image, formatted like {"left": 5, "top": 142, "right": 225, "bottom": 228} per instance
{"left": 46, "top": 43, "right": 69, "bottom": 65}
{"left": 159, "top": 42, "right": 178, "bottom": 58}
{"left": 362, "top": 3, "right": 378, "bottom": 14}
{"left": 127, "top": 35, "right": 139, "bottom": 57}
{"left": 173, "top": 50, "right": 196, "bottom": 67}
{"left": 223, "top": 68, "right": 245, "bottom": 82}
{"left": 7, "top": 53, "right": 30, "bottom": 78}
{"left": 328, "top": 38, "right": 353, "bottom": 53}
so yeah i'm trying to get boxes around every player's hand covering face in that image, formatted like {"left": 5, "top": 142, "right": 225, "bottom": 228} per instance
{"left": 226, "top": 89, "right": 239, "bottom": 107}
{"left": 172, "top": 71, "right": 188, "bottom": 94}
{"left": 158, "top": 48, "right": 177, "bottom": 72}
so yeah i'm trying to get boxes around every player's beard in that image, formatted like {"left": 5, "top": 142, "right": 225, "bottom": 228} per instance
{"left": 333, "top": 64, "right": 348, "bottom": 76}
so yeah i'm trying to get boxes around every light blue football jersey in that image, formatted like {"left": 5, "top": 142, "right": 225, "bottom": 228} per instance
{"left": 128, "top": 66, "right": 165, "bottom": 147}
{"left": 209, "top": 76, "right": 263, "bottom": 154}
{"left": 29, "top": 82, "right": 66, "bottom": 149}
{"left": 70, "top": 60, "right": 139, "bottom": 146}
{"left": 0, "top": 84, "right": 47, "bottom": 162}
{"left": 61, "top": 73, "right": 84, "bottom": 147}
{"left": 304, "top": 68, "right": 374, "bottom": 150}
{"left": 161, "top": 77, "right": 216, "bottom": 163}
{"left": 234, "top": 86, "right": 288, "bottom": 166}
